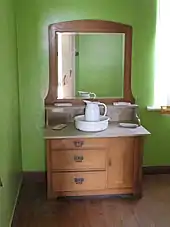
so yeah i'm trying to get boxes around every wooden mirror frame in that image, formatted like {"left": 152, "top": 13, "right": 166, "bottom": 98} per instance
{"left": 45, "top": 19, "right": 134, "bottom": 105}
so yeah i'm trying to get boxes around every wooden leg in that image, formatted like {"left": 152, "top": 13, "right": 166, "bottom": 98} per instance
{"left": 133, "top": 192, "right": 142, "bottom": 200}
{"left": 133, "top": 137, "right": 144, "bottom": 200}
{"left": 47, "top": 190, "right": 59, "bottom": 200}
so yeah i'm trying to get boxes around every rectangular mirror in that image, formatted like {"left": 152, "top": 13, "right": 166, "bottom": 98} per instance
{"left": 57, "top": 32, "right": 125, "bottom": 99}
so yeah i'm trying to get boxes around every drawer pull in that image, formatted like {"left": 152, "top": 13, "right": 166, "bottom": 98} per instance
{"left": 74, "top": 155, "right": 84, "bottom": 162}
{"left": 74, "top": 141, "right": 84, "bottom": 147}
{"left": 74, "top": 177, "right": 84, "bottom": 184}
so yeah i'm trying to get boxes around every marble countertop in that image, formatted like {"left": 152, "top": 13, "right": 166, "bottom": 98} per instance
{"left": 44, "top": 123, "right": 150, "bottom": 139}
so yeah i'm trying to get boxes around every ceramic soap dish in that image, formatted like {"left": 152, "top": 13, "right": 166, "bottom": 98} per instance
{"left": 118, "top": 122, "right": 139, "bottom": 128}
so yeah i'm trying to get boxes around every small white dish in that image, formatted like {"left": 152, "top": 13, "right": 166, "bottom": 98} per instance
{"left": 113, "top": 102, "right": 138, "bottom": 108}
{"left": 113, "top": 102, "right": 131, "bottom": 106}
{"left": 119, "top": 123, "right": 138, "bottom": 128}
{"left": 74, "top": 115, "right": 109, "bottom": 132}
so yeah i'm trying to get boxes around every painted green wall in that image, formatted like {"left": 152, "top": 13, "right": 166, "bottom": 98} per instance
{"left": 16, "top": 0, "right": 134, "bottom": 171}
{"left": 16, "top": 0, "right": 170, "bottom": 171}
{"left": 132, "top": 0, "right": 170, "bottom": 165}
{"left": 76, "top": 34, "right": 124, "bottom": 97}
{"left": 0, "top": 0, "right": 22, "bottom": 226}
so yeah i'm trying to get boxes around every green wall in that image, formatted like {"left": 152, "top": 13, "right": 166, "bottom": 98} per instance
{"left": 16, "top": 0, "right": 134, "bottom": 171}
{"left": 133, "top": 0, "right": 170, "bottom": 165}
{"left": 76, "top": 34, "right": 124, "bottom": 97}
{"left": 16, "top": 0, "right": 170, "bottom": 171}
{"left": 0, "top": 0, "right": 22, "bottom": 226}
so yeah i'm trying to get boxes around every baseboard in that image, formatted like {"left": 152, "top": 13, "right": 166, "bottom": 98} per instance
{"left": 22, "top": 167, "right": 170, "bottom": 184}
{"left": 9, "top": 175, "right": 23, "bottom": 227}
{"left": 23, "top": 171, "right": 46, "bottom": 183}
{"left": 143, "top": 166, "right": 170, "bottom": 174}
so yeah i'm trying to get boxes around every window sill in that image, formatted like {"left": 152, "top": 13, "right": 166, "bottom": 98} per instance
{"left": 147, "top": 106, "right": 170, "bottom": 116}
{"left": 147, "top": 106, "right": 161, "bottom": 112}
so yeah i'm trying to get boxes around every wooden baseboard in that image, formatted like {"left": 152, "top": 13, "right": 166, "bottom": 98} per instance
{"left": 11, "top": 176, "right": 23, "bottom": 227}
{"left": 23, "top": 171, "right": 46, "bottom": 183}
{"left": 143, "top": 166, "right": 170, "bottom": 175}
{"left": 22, "top": 167, "right": 170, "bottom": 183}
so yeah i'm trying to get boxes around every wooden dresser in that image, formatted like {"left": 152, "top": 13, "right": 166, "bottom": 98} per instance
{"left": 46, "top": 136, "right": 143, "bottom": 199}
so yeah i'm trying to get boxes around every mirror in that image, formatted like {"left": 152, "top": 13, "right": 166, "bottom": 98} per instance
{"left": 57, "top": 32, "right": 125, "bottom": 99}
{"left": 45, "top": 20, "right": 133, "bottom": 105}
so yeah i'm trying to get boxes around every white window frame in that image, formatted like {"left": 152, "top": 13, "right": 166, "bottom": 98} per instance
{"left": 153, "top": 0, "right": 170, "bottom": 108}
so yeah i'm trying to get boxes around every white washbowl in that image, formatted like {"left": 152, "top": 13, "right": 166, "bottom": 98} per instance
{"left": 74, "top": 115, "right": 109, "bottom": 132}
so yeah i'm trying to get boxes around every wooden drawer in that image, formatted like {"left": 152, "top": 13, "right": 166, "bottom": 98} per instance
{"left": 52, "top": 171, "right": 106, "bottom": 192}
{"left": 50, "top": 138, "right": 108, "bottom": 150}
{"left": 51, "top": 149, "right": 106, "bottom": 171}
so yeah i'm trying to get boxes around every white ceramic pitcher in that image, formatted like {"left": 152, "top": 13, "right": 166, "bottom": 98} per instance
{"left": 83, "top": 100, "right": 107, "bottom": 122}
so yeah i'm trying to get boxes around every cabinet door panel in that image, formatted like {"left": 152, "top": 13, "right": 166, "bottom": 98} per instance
{"left": 108, "top": 137, "right": 134, "bottom": 189}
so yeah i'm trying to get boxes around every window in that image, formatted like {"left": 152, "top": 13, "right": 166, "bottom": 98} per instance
{"left": 154, "top": 0, "right": 170, "bottom": 107}
{"left": 58, "top": 33, "right": 64, "bottom": 99}
{"left": 57, "top": 33, "right": 76, "bottom": 99}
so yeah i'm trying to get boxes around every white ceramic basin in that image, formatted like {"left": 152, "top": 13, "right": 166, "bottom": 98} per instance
{"left": 74, "top": 115, "right": 109, "bottom": 132}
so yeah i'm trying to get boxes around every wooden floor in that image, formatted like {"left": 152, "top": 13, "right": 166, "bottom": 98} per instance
{"left": 12, "top": 174, "right": 170, "bottom": 227}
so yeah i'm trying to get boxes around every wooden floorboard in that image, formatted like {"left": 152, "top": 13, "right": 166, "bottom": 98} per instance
{"left": 12, "top": 174, "right": 170, "bottom": 227}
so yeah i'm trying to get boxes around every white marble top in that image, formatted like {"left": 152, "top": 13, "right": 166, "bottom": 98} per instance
{"left": 44, "top": 123, "right": 150, "bottom": 139}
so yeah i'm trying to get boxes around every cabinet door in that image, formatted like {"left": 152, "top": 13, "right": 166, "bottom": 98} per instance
{"left": 107, "top": 137, "right": 134, "bottom": 189}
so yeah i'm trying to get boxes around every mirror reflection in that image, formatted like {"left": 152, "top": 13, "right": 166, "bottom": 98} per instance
{"left": 57, "top": 32, "right": 125, "bottom": 99}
